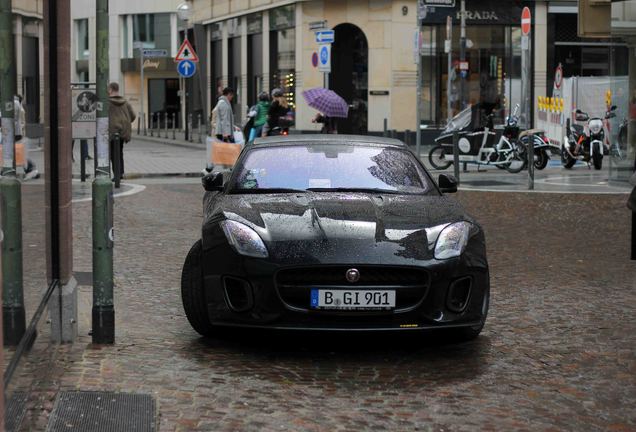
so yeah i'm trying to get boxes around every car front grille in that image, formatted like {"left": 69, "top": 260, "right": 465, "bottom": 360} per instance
{"left": 275, "top": 266, "right": 430, "bottom": 313}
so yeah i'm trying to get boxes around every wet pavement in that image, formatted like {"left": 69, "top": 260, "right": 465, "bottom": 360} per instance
{"left": 6, "top": 178, "right": 635, "bottom": 431}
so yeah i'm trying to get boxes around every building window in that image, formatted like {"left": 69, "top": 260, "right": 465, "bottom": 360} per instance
{"left": 269, "top": 5, "right": 296, "bottom": 115}
{"left": 76, "top": 19, "right": 89, "bottom": 60}
{"left": 131, "top": 13, "right": 171, "bottom": 54}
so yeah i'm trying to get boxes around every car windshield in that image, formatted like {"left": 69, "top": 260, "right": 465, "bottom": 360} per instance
{"left": 229, "top": 144, "right": 435, "bottom": 195}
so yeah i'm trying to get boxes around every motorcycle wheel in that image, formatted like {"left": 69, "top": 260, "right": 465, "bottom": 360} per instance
{"left": 534, "top": 149, "right": 549, "bottom": 170}
{"left": 428, "top": 145, "right": 452, "bottom": 170}
{"left": 505, "top": 142, "right": 526, "bottom": 174}
{"left": 561, "top": 149, "right": 576, "bottom": 169}
{"left": 592, "top": 150, "right": 603, "bottom": 170}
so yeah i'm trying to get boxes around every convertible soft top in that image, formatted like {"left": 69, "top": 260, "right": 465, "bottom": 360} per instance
{"left": 252, "top": 134, "right": 407, "bottom": 148}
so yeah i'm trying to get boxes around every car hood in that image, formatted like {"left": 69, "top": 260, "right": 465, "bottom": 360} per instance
{"left": 211, "top": 192, "right": 477, "bottom": 265}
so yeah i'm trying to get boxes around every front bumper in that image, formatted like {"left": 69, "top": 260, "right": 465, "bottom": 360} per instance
{"left": 202, "top": 247, "right": 489, "bottom": 332}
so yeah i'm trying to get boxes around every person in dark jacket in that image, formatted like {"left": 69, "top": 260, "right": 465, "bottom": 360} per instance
{"left": 108, "top": 82, "right": 136, "bottom": 175}
{"left": 312, "top": 112, "right": 338, "bottom": 134}
{"left": 264, "top": 88, "right": 289, "bottom": 136}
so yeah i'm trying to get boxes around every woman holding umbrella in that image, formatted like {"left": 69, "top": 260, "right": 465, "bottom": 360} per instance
{"left": 312, "top": 112, "right": 338, "bottom": 134}
{"left": 303, "top": 88, "right": 349, "bottom": 134}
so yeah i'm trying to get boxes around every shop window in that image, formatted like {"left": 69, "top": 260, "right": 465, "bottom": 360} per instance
{"left": 270, "top": 27, "right": 296, "bottom": 114}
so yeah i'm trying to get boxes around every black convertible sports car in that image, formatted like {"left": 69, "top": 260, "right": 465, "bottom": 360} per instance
{"left": 182, "top": 135, "right": 489, "bottom": 340}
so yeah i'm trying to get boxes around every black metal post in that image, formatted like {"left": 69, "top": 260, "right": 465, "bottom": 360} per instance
{"left": 80, "top": 139, "right": 87, "bottom": 182}
{"left": 453, "top": 131, "right": 460, "bottom": 185}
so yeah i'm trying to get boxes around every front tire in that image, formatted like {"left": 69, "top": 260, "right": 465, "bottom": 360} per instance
{"left": 534, "top": 149, "right": 549, "bottom": 170}
{"left": 181, "top": 240, "right": 215, "bottom": 337}
{"left": 428, "top": 145, "right": 452, "bottom": 170}
{"left": 592, "top": 144, "right": 603, "bottom": 170}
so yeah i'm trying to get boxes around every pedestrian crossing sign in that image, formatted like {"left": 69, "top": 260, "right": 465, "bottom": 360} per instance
{"left": 175, "top": 39, "right": 199, "bottom": 63}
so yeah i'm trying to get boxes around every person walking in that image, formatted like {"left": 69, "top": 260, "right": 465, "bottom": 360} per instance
{"left": 214, "top": 87, "right": 236, "bottom": 142}
{"left": 312, "top": 112, "right": 338, "bottom": 134}
{"left": 248, "top": 92, "right": 270, "bottom": 143}
{"left": 264, "top": 88, "right": 289, "bottom": 136}
{"left": 108, "top": 82, "right": 136, "bottom": 177}
{"left": 14, "top": 95, "right": 40, "bottom": 179}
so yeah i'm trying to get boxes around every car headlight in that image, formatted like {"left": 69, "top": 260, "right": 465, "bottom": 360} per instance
{"left": 589, "top": 119, "right": 603, "bottom": 135}
{"left": 427, "top": 221, "right": 472, "bottom": 260}
{"left": 220, "top": 220, "right": 269, "bottom": 258}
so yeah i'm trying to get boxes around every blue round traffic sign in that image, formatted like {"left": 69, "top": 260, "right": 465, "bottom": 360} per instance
{"left": 177, "top": 60, "right": 196, "bottom": 78}
{"left": 320, "top": 46, "right": 329, "bottom": 65}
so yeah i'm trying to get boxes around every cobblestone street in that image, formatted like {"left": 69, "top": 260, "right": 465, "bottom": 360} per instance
{"left": 8, "top": 180, "right": 636, "bottom": 431}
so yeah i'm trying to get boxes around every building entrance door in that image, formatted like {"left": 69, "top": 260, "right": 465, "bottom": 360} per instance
{"left": 148, "top": 78, "right": 180, "bottom": 128}
{"left": 331, "top": 23, "right": 368, "bottom": 134}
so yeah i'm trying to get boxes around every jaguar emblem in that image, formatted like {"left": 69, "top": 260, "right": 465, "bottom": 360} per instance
{"left": 345, "top": 268, "right": 360, "bottom": 283}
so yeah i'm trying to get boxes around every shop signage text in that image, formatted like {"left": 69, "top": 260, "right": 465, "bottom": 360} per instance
{"left": 143, "top": 59, "right": 160, "bottom": 70}
{"left": 456, "top": 10, "right": 499, "bottom": 21}
{"left": 422, "top": 0, "right": 455, "bottom": 7}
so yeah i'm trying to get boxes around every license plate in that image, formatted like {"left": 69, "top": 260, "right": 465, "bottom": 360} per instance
{"left": 310, "top": 289, "right": 396, "bottom": 310}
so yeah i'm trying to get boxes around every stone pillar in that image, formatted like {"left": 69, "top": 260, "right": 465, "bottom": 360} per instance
{"left": 222, "top": 21, "right": 228, "bottom": 87}
{"left": 262, "top": 11, "right": 270, "bottom": 93}
{"left": 240, "top": 17, "right": 248, "bottom": 111}
{"left": 44, "top": 0, "right": 77, "bottom": 343}
{"left": 533, "top": 1, "right": 548, "bottom": 127}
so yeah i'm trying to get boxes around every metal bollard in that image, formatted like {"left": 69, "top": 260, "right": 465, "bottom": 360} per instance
{"left": 405, "top": 129, "right": 411, "bottom": 146}
{"left": 150, "top": 113, "right": 154, "bottom": 137}
{"left": 452, "top": 131, "right": 460, "bottom": 185}
{"left": 172, "top": 112, "right": 176, "bottom": 140}
{"left": 112, "top": 133, "right": 122, "bottom": 189}
{"left": 197, "top": 113, "right": 202, "bottom": 143}
{"left": 164, "top": 112, "right": 169, "bottom": 139}
{"left": 137, "top": 113, "right": 141, "bottom": 135}
{"left": 383, "top": 118, "right": 388, "bottom": 137}
{"left": 80, "top": 139, "right": 88, "bottom": 182}
{"left": 188, "top": 113, "right": 193, "bottom": 142}
{"left": 528, "top": 134, "right": 535, "bottom": 190}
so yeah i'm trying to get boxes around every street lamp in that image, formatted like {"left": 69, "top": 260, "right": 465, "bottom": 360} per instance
{"left": 177, "top": 2, "right": 192, "bottom": 24}
{"left": 176, "top": 1, "right": 192, "bottom": 140}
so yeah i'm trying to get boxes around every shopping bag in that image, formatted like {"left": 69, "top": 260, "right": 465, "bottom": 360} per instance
{"left": 233, "top": 130, "right": 245, "bottom": 145}
{"left": 206, "top": 136, "right": 242, "bottom": 166}
{"left": 0, "top": 141, "right": 26, "bottom": 167}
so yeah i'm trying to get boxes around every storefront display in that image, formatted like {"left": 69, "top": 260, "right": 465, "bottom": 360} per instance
{"left": 420, "top": 0, "right": 530, "bottom": 128}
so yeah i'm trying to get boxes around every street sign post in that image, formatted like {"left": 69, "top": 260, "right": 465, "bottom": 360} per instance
{"left": 177, "top": 59, "right": 196, "bottom": 78}
{"left": 520, "top": 6, "right": 533, "bottom": 190}
{"left": 422, "top": 0, "right": 455, "bottom": 6}
{"left": 315, "top": 30, "right": 335, "bottom": 44}
{"left": 318, "top": 43, "right": 331, "bottom": 73}
{"left": 71, "top": 87, "right": 97, "bottom": 139}
{"left": 142, "top": 49, "right": 168, "bottom": 58}
{"left": 175, "top": 39, "right": 199, "bottom": 63}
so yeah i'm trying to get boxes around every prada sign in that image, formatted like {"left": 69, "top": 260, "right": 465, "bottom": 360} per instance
{"left": 421, "top": 0, "right": 530, "bottom": 25}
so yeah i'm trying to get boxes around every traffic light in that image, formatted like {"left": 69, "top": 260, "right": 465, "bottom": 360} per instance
{"left": 578, "top": 0, "right": 611, "bottom": 38}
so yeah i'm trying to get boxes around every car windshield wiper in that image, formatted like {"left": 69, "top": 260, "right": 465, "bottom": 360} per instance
{"left": 306, "top": 187, "right": 410, "bottom": 195}
{"left": 231, "top": 188, "right": 307, "bottom": 194}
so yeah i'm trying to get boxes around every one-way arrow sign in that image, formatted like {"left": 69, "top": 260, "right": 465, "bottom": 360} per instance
{"left": 177, "top": 59, "right": 196, "bottom": 78}
{"left": 315, "top": 30, "right": 335, "bottom": 44}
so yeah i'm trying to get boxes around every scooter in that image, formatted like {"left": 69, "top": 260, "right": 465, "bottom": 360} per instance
{"left": 428, "top": 104, "right": 527, "bottom": 174}
{"left": 562, "top": 106, "right": 616, "bottom": 170}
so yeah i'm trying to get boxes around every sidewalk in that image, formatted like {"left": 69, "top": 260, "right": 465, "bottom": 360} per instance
{"left": 28, "top": 133, "right": 207, "bottom": 178}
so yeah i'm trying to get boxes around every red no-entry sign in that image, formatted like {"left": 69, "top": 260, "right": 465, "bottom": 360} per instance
{"left": 521, "top": 7, "right": 531, "bottom": 35}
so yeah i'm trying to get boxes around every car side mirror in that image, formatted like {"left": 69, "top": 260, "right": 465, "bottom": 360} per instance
{"left": 202, "top": 172, "right": 224, "bottom": 192}
{"left": 438, "top": 174, "right": 458, "bottom": 193}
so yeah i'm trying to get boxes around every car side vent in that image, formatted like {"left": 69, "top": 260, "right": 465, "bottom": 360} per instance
{"left": 446, "top": 277, "right": 472, "bottom": 313}
{"left": 223, "top": 277, "right": 254, "bottom": 313}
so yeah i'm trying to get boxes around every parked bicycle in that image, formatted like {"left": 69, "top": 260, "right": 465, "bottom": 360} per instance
{"left": 429, "top": 105, "right": 527, "bottom": 174}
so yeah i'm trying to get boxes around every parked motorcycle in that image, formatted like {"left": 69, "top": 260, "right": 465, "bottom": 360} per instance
{"left": 562, "top": 106, "right": 616, "bottom": 170}
{"left": 428, "top": 104, "right": 527, "bottom": 174}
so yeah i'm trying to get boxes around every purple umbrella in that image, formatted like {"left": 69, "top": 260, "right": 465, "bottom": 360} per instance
{"left": 302, "top": 88, "right": 349, "bottom": 118}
